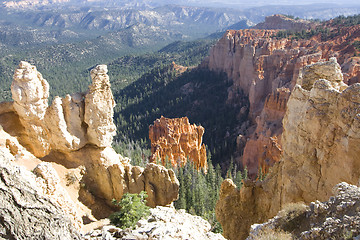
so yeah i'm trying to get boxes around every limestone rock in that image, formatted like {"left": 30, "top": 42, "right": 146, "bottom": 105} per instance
{"left": 247, "top": 182, "right": 360, "bottom": 240}
{"left": 253, "top": 14, "right": 315, "bottom": 31}
{"left": 84, "top": 64, "right": 116, "bottom": 147}
{"left": 79, "top": 147, "right": 179, "bottom": 210}
{"left": 33, "top": 162, "right": 83, "bottom": 230}
{"left": 11, "top": 61, "right": 49, "bottom": 119}
{"left": 207, "top": 24, "right": 360, "bottom": 175}
{"left": 149, "top": 116, "right": 207, "bottom": 171}
{"left": 0, "top": 62, "right": 180, "bottom": 231}
{"left": 242, "top": 88, "right": 289, "bottom": 175}
{"left": 11, "top": 61, "right": 50, "bottom": 157}
{"left": 216, "top": 59, "right": 360, "bottom": 240}
{"left": 46, "top": 93, "right": 87, "bottom": 152}
{"left": 298, "top": 57, "right": 347, "bottom": 91}
{"left": 144, "top": 163, "right": 179, "bottom": 207}
{"left": 84, "top": 206, "right": 226, "bottom": 240}
{"left": 0, "top": 148, "right": 81, "bottom": 239}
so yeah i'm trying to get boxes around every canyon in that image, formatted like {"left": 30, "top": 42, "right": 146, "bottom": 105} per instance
{"left": 215, "top": 58, "right": 360, "bottom": 240}
{"left": 206, "top": 15, "right": 360, "bottom": 175}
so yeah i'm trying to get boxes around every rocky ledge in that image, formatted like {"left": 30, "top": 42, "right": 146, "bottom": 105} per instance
{"left": 85, "top": 206, "right": 225, "bottom": 240}
{"left": 247, "top": 182, "right": 360, "bottom": 240}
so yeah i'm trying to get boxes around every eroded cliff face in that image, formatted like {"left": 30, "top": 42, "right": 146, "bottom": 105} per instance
{"left": 0, "top": 62, "right": 179, "bottom": 232}
{"left": 206, "top": 24, "right": 360, "bottom": 175}
{"left": 149, "top": 116, "right": 207, "bottom": 171}
{"left": 253, "top": 14, "right": 315, "bottom": 31}
{"left": 215, "top": 59, "right": 360, "bottom": 240}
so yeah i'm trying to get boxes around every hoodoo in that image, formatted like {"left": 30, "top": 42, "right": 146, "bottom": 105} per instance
{"left": 0, "top": 62, "right": 180, "bottom": 234}
{"left": 149, "top": 116, "right": 207, "bottom": 171}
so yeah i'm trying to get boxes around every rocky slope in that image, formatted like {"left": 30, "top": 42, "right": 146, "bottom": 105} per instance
{"left": 149, "top": 116, "right": 207, "bottom": 171}
{"left": 247, "top": 182, "right": 360, "bottom": 240}
{"left": 0, "top": 143, "right": 81, "bottom": 239}
{"left": 85, "top": 206, "right": 226, "bottom": 240}
{"left": 215, "top": 59, "right": 360, "bottom": 240}
{"left": 0, "top": 61, "right": 179, "bottom": 234}
{"left": 206, "top": 17, "right": 360, "bottom": 175}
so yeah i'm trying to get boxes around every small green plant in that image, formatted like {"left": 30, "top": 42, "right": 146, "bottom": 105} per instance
{"left": 109, "top": 191, "right": 150, "bottom": 229}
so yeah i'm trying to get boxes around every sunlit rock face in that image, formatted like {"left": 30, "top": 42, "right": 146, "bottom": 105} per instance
{"left": 206, "top": 23, "right": 360, "bottom": 176}
{"left": 149, "top": 116, "right": 207, "bottom": 171}
{"left": 2, "top": 61, "right": 180, "bottom": 222}
{"left": 215, "top": 59, "right": 360, "bottom": 240}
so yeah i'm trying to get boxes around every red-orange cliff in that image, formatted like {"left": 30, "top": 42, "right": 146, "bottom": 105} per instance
{"left": 206, "top": 16, "right": 360, "bottom": 176}
{"left": 149, "top": 116, "right": 207, "bottom": 171}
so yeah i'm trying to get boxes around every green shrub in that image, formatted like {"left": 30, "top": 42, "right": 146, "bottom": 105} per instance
{"left": 109, "top": 191, "right": 150, "bottom": 229}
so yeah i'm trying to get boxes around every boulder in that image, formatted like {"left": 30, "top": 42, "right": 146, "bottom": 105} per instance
{"left": 0, "top": 147, "right": 81, "bottom": 239}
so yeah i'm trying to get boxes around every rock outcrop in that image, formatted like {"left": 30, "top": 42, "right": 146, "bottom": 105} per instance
{"left": 11, "top": 62, "right": 116, "bottom": 157}
{"left": 84, "top": 65, "right": 116, "bottom": 147}
{"left": 206, "top": 22, "right": 360, "bottom": 175}
{"left": 85, "top": 206, "right": 226, "bottom": 240}
{"left": 247, "top": 182, "right": 360, "bottom": 240}
{"left": 0, "top": 61, "right": 179, "bottom": 234}
{"left": 11, "top": 61, "right": 50, "bottom": 157}
{"left": 0, "top": 146, "right": 81, "bottom": 240}
{"left": 253, "top": 14, "right": 315, "bottom": 31}
{"left": 149, "top": 116, "right": 207, "bottom": 171}
{"left": 215, "top": 59, "right": 360, "bottom": 240}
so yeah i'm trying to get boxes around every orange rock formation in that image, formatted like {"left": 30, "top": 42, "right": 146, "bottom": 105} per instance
{"left": 149, "top": 116, "right": 207, "bottom": 171}
{"left": 206, "top": 22, "right": 360, "bottom": 176}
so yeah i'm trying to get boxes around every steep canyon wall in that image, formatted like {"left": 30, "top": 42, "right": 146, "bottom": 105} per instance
{"left": 215, "top": 59, "right": 360, "bottom": 240}
{"left": 206, "top": 24, "right": 360, "bottom": 175}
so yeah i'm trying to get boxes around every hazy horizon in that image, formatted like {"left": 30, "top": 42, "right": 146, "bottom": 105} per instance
{"left": 182, "top": 0, "right": 360, "bottom": 8}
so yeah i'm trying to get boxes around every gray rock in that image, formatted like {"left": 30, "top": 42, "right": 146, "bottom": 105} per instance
{"left": 0, "top": 149, "right": 81, "bottom": 240}
{"left": 247, "top": 182, "right": 360, "bottom": 240}
{"left": 91, "top": 206, "right": 226, "bottom": 240}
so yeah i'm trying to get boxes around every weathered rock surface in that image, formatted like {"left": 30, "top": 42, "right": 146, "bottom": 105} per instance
{"left": 216, "top": 59, "right": 360, "bottom": 240}
{"left": 253, "top": 14, "right": 315, "bottom": 31}
{"left": 10, "top": 62, "right": 117, "bottom": 156}
{"left": 242, "top": 87, "right": 289, "bottom": 175}
{"left": 0, "top": 61, "right": 180, "bottom": 233}
{"left": 85, "top": 65, "right": 116, "bottom": 147}
{"left": 0, "top": 147, "right": 81, "bottom": 240}
{"left": 11, "top": 61, "right": 50, "bottom": 157}
{"left": 149, "top": 116, "right": 207, "bottom": 171}
{"left": 247, "top": 182, "right": 360, "bottom": 240}
{"left": 84, "top": 206, "right": 226, "bottom": 240}
{"left": 46, "top": 93, "right": 87, "bottom": 152}
{"left": 206, "top": 22, "right": 360, "bottom": 175}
